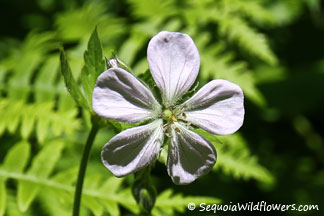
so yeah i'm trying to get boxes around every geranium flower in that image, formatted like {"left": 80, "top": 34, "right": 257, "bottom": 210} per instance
{"left": 92, "top": 31, "right": 244, "bottom": 184}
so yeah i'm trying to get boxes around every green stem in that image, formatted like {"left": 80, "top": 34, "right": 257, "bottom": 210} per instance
{"left": 73, "top": 123, "right": 99, "bottom": 216}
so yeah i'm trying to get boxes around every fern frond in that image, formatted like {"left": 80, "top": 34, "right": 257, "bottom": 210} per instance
{"left": 195, "top": 129, "right": 275, "bottom": 184}
{"left": 127, "top": 0, "right": 176, "bottom": 19}
{"left": 221, "top": 0, "right": 275, "bottom": 24}
{"left": 153, "top": 189, "right": 221, "bottom": 216}
{"left": 0, "top": 99, "right": 79, "bottom": 143}
{"left": 0, "top": 141, "right": 223, "bottom": 216}
{"left": 198, "top": 40, "right": 266, "bottom": 106}
{"left": 38, "top": 191, "right": 71, "bottom": 216}
{"left": 0, "top": 31, "right": 80, "bottom": 144}
{"left": 217, "top": 16, "right": 277, "bottom": 65}
{"left": 0, "top": 141, "right": 136, "bottom": 216}
{"left": 0, "top": 169, "right": 139, "bottom": 215}
{"left": 2, "top": 32, "right": 56, "bottom": 101}
{"left": 5, "top": 190, "right": 33, "bottom": 216}
{"left": 55, "top": 3, "right": 125, "bottom": 44}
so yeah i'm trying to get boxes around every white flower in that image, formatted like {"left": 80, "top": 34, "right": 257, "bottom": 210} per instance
{"left": 92, "top": 31, "right": 244, "bottom": 185}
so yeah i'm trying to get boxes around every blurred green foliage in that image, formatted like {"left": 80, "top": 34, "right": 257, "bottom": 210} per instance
{"left": 0, "top": 0, "right": 323, "bottom": 215}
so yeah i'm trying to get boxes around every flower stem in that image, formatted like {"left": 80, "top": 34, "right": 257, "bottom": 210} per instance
{"left": 73, "top": 123, "right": 99, "bottom": 216}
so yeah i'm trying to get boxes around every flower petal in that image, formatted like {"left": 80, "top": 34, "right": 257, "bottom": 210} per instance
{"left": 167, "top": 122, "right": 216, "bottom": 185}
{"left": 92, "top": 68, "right": 161, "bottom": 123}
{"left": 147, "top": 31, "right": 200, "bottom": 106}
{"left": 102, "top": 120, "right": 164, "bottom": 177}
{"left": 180, "top": 79, "right": 244, "bottom": 135}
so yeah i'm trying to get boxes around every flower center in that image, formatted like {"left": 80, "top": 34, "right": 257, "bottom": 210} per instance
{"left": 161, "top": 106, "right": 188, "bottom": 136}
{"left": 162, "top": 109, "right": 177, "bottom": 122}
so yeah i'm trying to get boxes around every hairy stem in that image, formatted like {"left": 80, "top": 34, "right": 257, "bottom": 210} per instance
{"left": 73, "top": 123, "right": 99, "bottom": 216}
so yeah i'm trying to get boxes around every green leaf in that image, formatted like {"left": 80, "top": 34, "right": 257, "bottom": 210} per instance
{"left": 17, "top": 181, "right": 39, "bottom": 212}
{"left": 102, "top": 201, "right": 120, "bottom": 216}
{"left": 153, "top": 189, "right": 221, "bottom": 215}
{"left": 17, "top": 140, "right": 65, "bottom": 212}
{"left": 52, "top": 167, "right": 78, "bottom": 185}
{"left": 28, "top": 140, "right": 65, "bottom": 177}
{"left": 199, "top": 41, "right": 266, "bottom": 107}
{"left": 100, "top": 177, "right": 123, "bottom": 216}
{"left": 21, "top": 107, "right": 35, "bottom": 139}
{"left": 34, "top": 55, "right": 59, "bottom": 103}
{"left": 81, "top": 27, "right": 105, "bottom": 106}
{"left": 218, "top": 16, "right": 277, "bottom": 65}
{"left": 82, "top": 173, "right": 105, "bottom": 216}
{"left": 82, "top": 196, "right": 104, "bottom": 216}
{"left": 0, "top": 179, "right": 6, "bottom": 216}
{"left": 194, "top": 129, "right": 275, "bottom": 184}
{"left": 0, "top": 168, "right": 141, "bottom": 216}
{"left": 118, "top": 34, "right": 147, "bottom": 66}
{"left": 2, "top": 141, "right": 30, "bottom": 173}
{"left": 7, "top": 32, "right": 55, "bottom": 101}
{"left": 7, "top": 100, "right": 23, "bottom": 133}
{"left": 0, "top": 99, "right": 79, "bottom": 143}
{"left": 118, "top": 189, "right": 139, "bottom": 214}
{"left": 59, "top": 48, "right": 90, "bottom": 111}
{"left": 101, "top": 177, "right": 123, "bottom": 194}
{"left": 38, "top": 191, "right": 70, "bottom": 216}
{"left": 36, "top": 106, "right": 51, "bottom": 144}
{"left": 6, "top": 190, "right": 33, "bottom": 216}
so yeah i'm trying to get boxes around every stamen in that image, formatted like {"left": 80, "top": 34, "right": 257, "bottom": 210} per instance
{"left": 182, "top": 112, "right": 187, "bottom": 118}
{"left": 171, "top": 116, "right": 177, "bottom": 122}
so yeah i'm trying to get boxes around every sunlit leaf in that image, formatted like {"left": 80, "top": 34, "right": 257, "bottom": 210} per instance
{"left": 17, "top": 181, "right": 39, "bottom": 212}
{"left": 2, "top": 141, "right": 30, "bottom": 173}
{"left": 59, "top": 48, "right": 90, "bottom": 111}
{"left": 81, "top": 27, "right": 105, "bottom": 105}
{"left": 153, "top": 189, "right": 221, "bottom": 215}
{"left": 17, "top": 140, "right": 65, "bottom": 211}
{"left": 0, "top": 179, "right": 6, "bottom": 216}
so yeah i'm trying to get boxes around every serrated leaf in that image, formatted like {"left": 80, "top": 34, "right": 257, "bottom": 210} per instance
{"left": 3, "top": 141, "right": 30, "bottom": 173}
{"left": 59, "top": 48, "right": 90, "bottom": 111}
{"left": 81, "top": 27, "right": 105, "bottom": 105}
{"left": 0, "top": 179, "right": 6, "bottom": 216}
